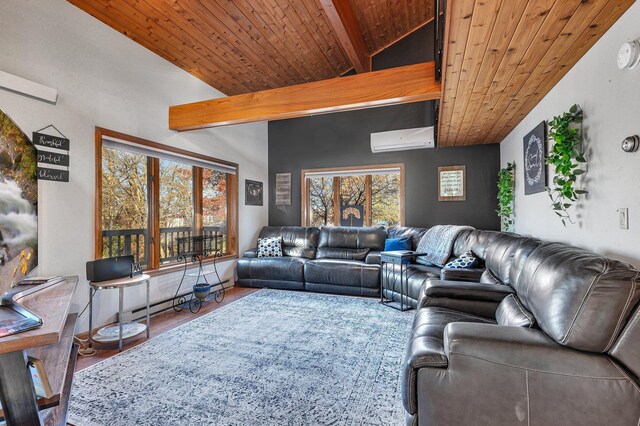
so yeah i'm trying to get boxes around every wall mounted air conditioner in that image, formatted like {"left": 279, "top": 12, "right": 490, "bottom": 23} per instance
{"left": 370, "top": 126, "right": 435, "bottom": 153}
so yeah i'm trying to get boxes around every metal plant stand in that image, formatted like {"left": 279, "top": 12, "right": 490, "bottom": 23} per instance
{"left": 172, "top": 235, "right": 225, "bottom": 314}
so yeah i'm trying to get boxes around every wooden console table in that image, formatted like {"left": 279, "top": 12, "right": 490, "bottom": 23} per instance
{"left": 0, "top": 276, "right": 78, "bottom": 426}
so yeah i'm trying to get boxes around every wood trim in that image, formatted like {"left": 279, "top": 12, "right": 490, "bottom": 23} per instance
{"left": 437, "top": 165, "right": 466, "bottom": 202}
{"left": 193, "top": 166, "right": 203, "bottom": 236}
{"left": 398, "top": 163, "right": 406, "bottom": 226}
{"left": 94, "top": 128, "right": 103, "bottom": 260}
{"left": 365, "top": 174, "right": 372, "bottom": 226}
{"left": 96, "top": 127, "right": 238, "bottom": 169}
{"left": 333, "top": 176, "right": 340, "bottom": 225}
{"left": 94, "top": 128, "right": 239, "bottom": 271}
{"left": 300, "top": 173, "right": 308, "bottom": 226}
{"left": 227, "top": 172, "right": 239, "bottom": 258}
{"left": 169, "top": 62, "right": 441, "bottom": 131}
{"left": 301, "top": 163, "right": 405, "bottom": 175}
{"left": 319, "top": 0, "right": 371, "bottom": 73}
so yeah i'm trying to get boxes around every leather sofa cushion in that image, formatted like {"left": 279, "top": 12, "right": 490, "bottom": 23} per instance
{"left": 316, "top": 247, "right": 370, "bottom": 261}
{"left": 479, "top": 269, "right": 501, "bottom": 285}
{"left": 236, "top": 257, "right": 307, "bottom": 282}
{"left": 258, "top": 226, "right": 320, "bottom": 259}
{"left": 508, "top": 238, "right": 542, "bottom": 287}
{"left": 451, "top": 229, "right": 501, "bottom": 264}
{"left": 483, "top": 234, "right": 525, "bottom": 284}
{"left": 516, "top": 242, "right": 640, "bottom": 352}
{"left": 304, "top": 259, "right": 380, "bottom": 288}
{"left": 403, "top": 307, "right": 495, "bottom": 415}
{"left": 318, "top": 226, "right": 386, "bottom": 250}
{"left": 496, "top": 294, "right": 535, "bottom": 328}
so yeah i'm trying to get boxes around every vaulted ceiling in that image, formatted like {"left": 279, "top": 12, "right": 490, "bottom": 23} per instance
{"left": 69, "top": 0, "right": 633, "bottom": 146}
{"left": 438, "top": 0, "right": 635, "bottom": 146}
{"left": 68, "top": 0, "right": 434, "bottom": 96}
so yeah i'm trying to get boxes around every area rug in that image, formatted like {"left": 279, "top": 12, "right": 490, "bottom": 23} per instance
{"left": 68, "top": 289, "right": 414, "bottom": 426}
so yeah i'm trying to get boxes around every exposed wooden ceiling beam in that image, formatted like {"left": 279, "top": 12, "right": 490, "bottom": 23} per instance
{"left": 169, "top": 62, "right": 440, "bottom": 131}
{"left": 319, "top": 0, "right": 371, "bottom": 73}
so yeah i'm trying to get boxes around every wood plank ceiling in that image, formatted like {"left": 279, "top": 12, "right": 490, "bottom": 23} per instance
{"left": 438, "top": 0, "right": 635, "bottom": 146}
{"left": 67, "top": 0, "right": 434, "bottom": 96}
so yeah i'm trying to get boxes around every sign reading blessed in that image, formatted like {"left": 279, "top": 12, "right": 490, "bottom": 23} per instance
{"left": 438, "top": 165, "right": 466, "bottom": 201}
{"left": 37, "top": 167, "right": 69, "bottom": 182}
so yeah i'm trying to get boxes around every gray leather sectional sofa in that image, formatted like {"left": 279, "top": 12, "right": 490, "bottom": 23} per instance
{"left": 237, "top": 225, "right": 640, "bottom": 425}
{"left": 237, "top": 226, "right": 386, "bottom": 296}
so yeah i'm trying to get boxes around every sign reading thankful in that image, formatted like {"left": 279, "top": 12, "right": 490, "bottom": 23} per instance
{"left": 32, "top": 132, "right": 70, "bottom": 151}
{"left": 37, "top": 167, "right": 69, "bottom": 182}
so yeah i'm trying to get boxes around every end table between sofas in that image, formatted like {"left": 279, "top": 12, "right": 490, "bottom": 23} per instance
{"left": 380, "top": 251, "right": 426, "bottom": 311}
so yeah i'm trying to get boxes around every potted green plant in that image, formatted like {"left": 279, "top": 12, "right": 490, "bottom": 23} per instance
{"left": 546, "top": 104, "right": 587, "bottom": 226}
{"left": 497, "top": 162, "right": 515, "bottom": 231}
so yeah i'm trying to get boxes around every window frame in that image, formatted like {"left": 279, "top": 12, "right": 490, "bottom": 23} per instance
{"left": 300, "top": 163, "right": 405, "bottom": 227}
{"left": 95, "top": 127, "right": 239, "bottom": 275}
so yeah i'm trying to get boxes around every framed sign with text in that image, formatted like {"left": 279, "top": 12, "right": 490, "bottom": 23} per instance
{"left": 438, "top": 165, "right": 466, "bottom": 202}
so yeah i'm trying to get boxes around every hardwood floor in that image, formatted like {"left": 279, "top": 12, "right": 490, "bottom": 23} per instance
{"left": 74, "top": 286, "right": 258, "bottom": 371}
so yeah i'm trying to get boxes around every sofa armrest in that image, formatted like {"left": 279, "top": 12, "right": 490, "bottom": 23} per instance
{"left": 440, "top": 267, "right": 485, "bottom": 282}
{"left": 409, "top": 323, "right": 640, "bottom": 424}
{"left": 418, "top": 280, "right": 514, "bottom": 318}
{"left": 444, "top": 323, "right": 620, "bottom": 376}
{"left": 366, "top": 251, "right": 381, "bottom": 265}
{"left": 243, "top": 248, "right": 258, "bottom": 258}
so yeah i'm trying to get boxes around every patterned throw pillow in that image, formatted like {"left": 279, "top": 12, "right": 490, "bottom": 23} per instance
{"left": 257, "top": 237, "right": 283, "bottom": 258}
{"left": 444, "top": 250, "right": 478, "bottom": 269}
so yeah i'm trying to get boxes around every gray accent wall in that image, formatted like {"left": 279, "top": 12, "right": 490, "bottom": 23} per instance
{"left": 267, "top": 20, "right": 500, "bottom": 230}
{"left": 268, "top": 102, "right": 500, "bottom": 229}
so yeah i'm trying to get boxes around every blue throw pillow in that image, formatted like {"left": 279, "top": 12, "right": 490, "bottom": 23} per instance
{"left": 444, "top": 250, "right": 478, "bottom": 269}
{"left": 384, "top": 237, "right": 412, "bottom": 251}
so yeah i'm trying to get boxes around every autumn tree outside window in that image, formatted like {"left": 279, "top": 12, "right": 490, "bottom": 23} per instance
{"left": 301, "top": 164, "right": 405, "bottom": 228}
{"left": 95, "top": 128, "right": 238, "bottom": 273}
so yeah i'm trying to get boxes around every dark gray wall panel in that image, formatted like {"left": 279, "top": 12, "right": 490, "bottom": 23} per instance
{"left": 267, "top": 20, "right": 500, "bottom": 230}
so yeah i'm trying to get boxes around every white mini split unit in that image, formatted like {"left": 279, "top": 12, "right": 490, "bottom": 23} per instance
{"left": 370, "top": 126, "right": 435, "bottom": 153}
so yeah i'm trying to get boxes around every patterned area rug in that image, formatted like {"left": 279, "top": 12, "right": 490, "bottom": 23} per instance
{"left": 68, "top": 289, "right": 414, "bottom": 426}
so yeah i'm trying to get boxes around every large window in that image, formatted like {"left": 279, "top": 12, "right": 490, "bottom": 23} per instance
{"left": 302, "top": 164, "right": 404, "bottom": 227}
{"left": 96, "top": 128, "right": 238, "bottom": 272}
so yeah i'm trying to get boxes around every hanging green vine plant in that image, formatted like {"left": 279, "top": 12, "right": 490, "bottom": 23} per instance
{"left": 496, "top": 162, "right": 515, "bottom": 231}
{"left": 546, "top": 104, "right": 587, "bottom": 226}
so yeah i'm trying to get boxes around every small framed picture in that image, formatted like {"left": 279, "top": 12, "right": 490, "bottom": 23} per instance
{"left": 438, "top": 165, "right": 466, "bottom": 202}
{"left": 245, "top": 179, "right": 263, "bottom": 206}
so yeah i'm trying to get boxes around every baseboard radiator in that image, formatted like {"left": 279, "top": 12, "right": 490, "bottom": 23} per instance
{"left": 119, "top": 279, "right": 232, "bottom": 323}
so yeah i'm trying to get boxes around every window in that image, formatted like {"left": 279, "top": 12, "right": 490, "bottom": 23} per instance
{"left": 302, "top": 164, "right": 404, "bottom": 227}
{"left": 96, "top": 128, "right": 238, "bottom": 272}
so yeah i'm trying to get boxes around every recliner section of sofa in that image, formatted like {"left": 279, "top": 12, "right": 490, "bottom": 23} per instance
{"left": 237, "top": 225, "right": 386, "bottom": 296}
{"left": 403, "top": 238, "right": 640, "bottom": 426}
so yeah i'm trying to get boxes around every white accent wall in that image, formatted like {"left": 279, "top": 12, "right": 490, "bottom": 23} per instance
{"left": 0, "top": 0, "right": 269, "bottom": 331}
{"left": 499, "top": 2, "right": 640, "bottom": 268}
